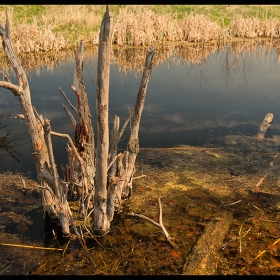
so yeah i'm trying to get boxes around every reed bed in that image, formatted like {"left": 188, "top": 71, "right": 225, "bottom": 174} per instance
{"left": 12, "top": 22, "right": 69, "bottom": 54}
{"left": 180, "top": 12, "right": 229, "bottom": 43}
{"left": 1, "top": 5, "right": 280, "bottom": 54}
{"left": 230, "top": 15, "right": 280, "bottom": 38}
{"left": 112, "top": 6, "right": 229, "bottom": 46}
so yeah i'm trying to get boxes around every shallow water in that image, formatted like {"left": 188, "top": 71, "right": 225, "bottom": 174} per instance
{"left": 1, "top": 41, "right": 280, "bottom": 275}
{"left": 1, "top": 41, "right": 280, "bottom": 177}
{"left": 1, "top": 141, "right": 280, "bottom": 275}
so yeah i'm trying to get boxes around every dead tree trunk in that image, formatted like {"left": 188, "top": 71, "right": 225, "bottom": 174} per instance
{"left": 94, "top": 5, "right": 115, "bottom": 235}
{"left": 93, "top": 6, "right": 156, "bottom": 235}
{"left": 121, "top": 45, "right": 156, "bottom": 199}
{"left": 0, "top": 10, "right": 70, "bottom": 236}
{"left": 60, "top": 41, "right": 96, "bottom": 218}
{"left": 1, "top": 6, "right": 156, "bottom": 238}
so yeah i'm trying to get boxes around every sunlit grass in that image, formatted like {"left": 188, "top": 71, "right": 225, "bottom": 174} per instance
{"left": 0, "top": 5, "right": 280, "bottom": 54}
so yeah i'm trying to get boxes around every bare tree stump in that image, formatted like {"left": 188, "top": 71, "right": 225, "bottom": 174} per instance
{"left": 257, "top": 113, "right": 273, "bottom": 140}
{"left": 182, "top": 209, "right": 233, "bottom": 275}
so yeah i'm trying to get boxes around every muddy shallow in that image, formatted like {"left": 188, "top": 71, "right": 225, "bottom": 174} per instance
{"left": 1, "top": 134, "right": 280, "bottom": 275}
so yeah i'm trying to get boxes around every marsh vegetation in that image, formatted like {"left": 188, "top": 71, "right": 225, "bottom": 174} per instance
{"left": 0, "top": 5, "right": 280, "bottom": 54}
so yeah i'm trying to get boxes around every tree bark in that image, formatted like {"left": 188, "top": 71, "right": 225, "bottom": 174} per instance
{"left": 94, "top": 5, "right": 114, "bottom": 235}
{"left": 0, "top": 11, "right": 49, "bottom": 176}
{"left": 71, "top": 41, "right": 95, "bottom": 195}
{"left": 122, "top": 46, "right": 156, "bottom": 199}
{"left": 0, "top": 10, "right": 70, "bottom": 235}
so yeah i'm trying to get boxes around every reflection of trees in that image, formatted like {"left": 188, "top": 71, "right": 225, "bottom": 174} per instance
{"left": 218, "top": 39, "right": 280, "bottom": 86}
{"left": 111, "top": 39, "right": 280, "bottom": 84}
{"left": 0, "top": 46, "right": 99, "bottom": 76}
{"left": 0, "top": 117, "right": 30, "bottom": 162}
{"left": 1, "top": 39, "right": 279, "bottom": 81}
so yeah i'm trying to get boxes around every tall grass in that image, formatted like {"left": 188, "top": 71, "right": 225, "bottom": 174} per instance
{"left": 0, "top": 5, "right": 280, "bottom": 54}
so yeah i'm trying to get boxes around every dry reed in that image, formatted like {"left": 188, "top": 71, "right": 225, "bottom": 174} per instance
{"left": 230, "top": 14, "right": 280, "bottom": 38}
{"left": 1, "top": 5, "right": 280, "bottom": 55}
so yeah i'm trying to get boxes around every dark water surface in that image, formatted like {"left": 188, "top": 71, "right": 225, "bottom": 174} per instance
{"left": 0, "top": 43, "right": 280, "bottom": 178}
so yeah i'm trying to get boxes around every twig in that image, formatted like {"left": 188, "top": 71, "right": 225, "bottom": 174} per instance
{"left": 237, "top": 131, "right": 248, "bottom": 137}
{"left": 107, "top": 155, "right": 118, "bottom": 171}
{"left": 63, "top": 104, "right": 77, "bottom": 127}
{"left": 0, "top": 243, "right": 63, "bottom": 251}
{"left": 0, "top": 70, "right": 11, "bottom": 82}
{"left": 220, "top": 227, "right": 251, "bottom": 251}
{"left": 251, "top": 204, "right": 264, "bottom": 213}
{"left": 62, "top": 238, "right": 71, "bottom": 257}
{"left": 133, "top": 174, "right": 146, "bottom": 180}
{"left": 0, "top": 264, "right": 11, "bottom": 274}
{"left": 32, "top": 106, "right": 44, "bottom": 126}
{"left": 260, "top": 218, "right": 278, "bottom": 223}
{"left": 239, "top": 223, "right": 243, "bottom": 253}
{"left": 220, "top": 200, "right": 242, "bottom": 208}
{"left": 254, "top": 174, "right": 268, "bottom": 192}
{"left": 128, "top": 197, "right": 179, "bottom": 249}
{"left": 241, "top": 237, "right": 280, "bottom": 273}
{"left": 141, "top": 147, "right": 224, "bottom": 151}
{"left": 59, "top": 87, "right": 79, "bottom": 116}
{"left": 220, "top": 236, "right": 238, "bottom": 250}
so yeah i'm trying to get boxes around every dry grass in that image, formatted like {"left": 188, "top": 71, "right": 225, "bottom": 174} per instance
{"left": 180, "top": 12, "right": 229, "bottom": 42}
{"left": 229, "top": 15, "right": 280, "bottom": 38}
{"left": 112, "top": 6, "right": 229, "bottom": 46}
{"left": 1, "top": 5, "right": 280, "bottom": 55}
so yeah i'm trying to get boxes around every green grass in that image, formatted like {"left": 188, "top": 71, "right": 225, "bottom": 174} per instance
{"left": 0, "top": 5, "right": 47, "bottom": 24}
{"left": 1, "top": 5, "right": 280, "bottom": 28}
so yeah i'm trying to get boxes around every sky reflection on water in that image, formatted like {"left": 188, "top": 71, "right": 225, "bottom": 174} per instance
{"left": 0, "top": 44, "right": 280, "bottom": 177}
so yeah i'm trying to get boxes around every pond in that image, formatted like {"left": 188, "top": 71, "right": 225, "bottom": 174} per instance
{"left": 1, "top": 39, "right": 280, "bottom": 275}
{"left": 1, "top": 39, "right": 280, "bottom": 178}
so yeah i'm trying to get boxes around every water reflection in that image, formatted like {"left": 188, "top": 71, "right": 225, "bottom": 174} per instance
{"left": 0, "top": 39, "right": 280, "bottom": 177}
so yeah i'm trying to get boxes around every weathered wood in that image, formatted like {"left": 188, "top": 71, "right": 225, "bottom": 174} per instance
{"left": 108, "top": 115, "right": 120, "bottom": 178}
{"left": 0, "top": 11, "right": 69, "bottom": 230}
{"left": 0, "top": 11, "right": 49, "bottom": 175}
{"left": 122, "top": 45, "right": 156, "bottom": 199}
{"left": 70, "top": 41, "right": 95, "bottom": 201}
{"left": 182, "top": 209, "right": 233, "bottom": 275}
{"left": 257, "top": 113, "right": 273, "bottom": 140}
{"left": 94, "top": 5, "right": 114, "bottom": 235}
{"left": 43, "top": 118, "right": 61, "bottom": 200}
{"left": 128, "top": 197, "right": 179, "bottom": 249}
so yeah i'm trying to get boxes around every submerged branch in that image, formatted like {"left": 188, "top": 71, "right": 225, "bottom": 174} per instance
{"left": 128, "top": 197, "right": 179, "bottom": 249}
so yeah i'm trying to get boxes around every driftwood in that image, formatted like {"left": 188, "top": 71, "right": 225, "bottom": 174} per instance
{"left": 182, "top": 209, "right": 233, "bottom": 275}
{"left": 257, "top": 113, "right": 273, "bottom": 140}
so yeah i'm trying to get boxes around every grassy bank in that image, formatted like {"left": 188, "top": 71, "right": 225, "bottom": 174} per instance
{"left": 0, "top": 5, "right": 280, "bottom": 54}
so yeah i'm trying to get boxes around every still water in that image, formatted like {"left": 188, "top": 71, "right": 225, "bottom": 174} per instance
{"left": 0, "top": 41, "right": 280, "bottom": 178}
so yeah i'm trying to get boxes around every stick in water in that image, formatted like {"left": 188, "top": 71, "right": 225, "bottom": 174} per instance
{"left": 257, "top": 113, "right": 273, "bottom": 140}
